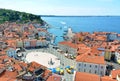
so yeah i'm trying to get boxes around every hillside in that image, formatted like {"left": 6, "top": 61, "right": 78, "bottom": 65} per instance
{"left": 0, "top": 9, "right": 44, "bottom": 24}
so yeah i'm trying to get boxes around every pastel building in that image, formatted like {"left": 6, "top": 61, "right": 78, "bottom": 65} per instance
{"left": 58, "top": 41, "right": 77, "bottom": 55}
{"left": 16, "top": 39, "right": 24, "bottom": 48}
{"left": 37, "top": 28, "right": 47, "bottom": 37}
{"left": 0, "top": 41, "right": 7, "bottom": 50}
{"left": 38, "top": 31, "right": 46, "bottom": 37}
{"left": 41, "top": 40, "right": 49, "bottom": 47}
{"left": 36, "top": 40, "right": 42, "bottom": 47}
{"left": 30, "top": 39, "right": 37, "bottom": 48}
{"left": 0, "top": 31, "right": 3, "bottom": 37}
{"left": 6, "top": 48, "right": 16, "bottom": 58}
{"left": 107, "top": 33, "right": 120, "bottom": 41}
{"left": 114, "top": 52, "right": 120, "bottom": 64}
{"left": 76, "top": 54, "right": 106, "bottom": 76}
{"left": 104, "top": 50, "right": 112, "bottom": 61}
{"left": 23, "top": 39, "right": 31, "bottom": 48}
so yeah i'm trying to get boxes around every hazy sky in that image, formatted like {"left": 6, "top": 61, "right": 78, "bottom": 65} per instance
{"left": 0, "top": 0, "right": 120, "bottom": 15}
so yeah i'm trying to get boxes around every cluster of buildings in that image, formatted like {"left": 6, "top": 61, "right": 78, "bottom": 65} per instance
{"left": 0, "top": 22, "right": 64, "bottom": 81}
{"left": 0, "top": 22, "right": 55, "bottom": 59}
{"left": 58, "top": 28, "right": 120, "bottom": 81}
{"left": 1, "top": 21, "right": 120, "bottom": 81}
{"left": 0, "top": 55, "right": 62, "bottom": 81}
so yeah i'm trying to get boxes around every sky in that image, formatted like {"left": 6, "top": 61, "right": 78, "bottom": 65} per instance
{"left": 0, "top": 0, "right": 120, "bottom": 16}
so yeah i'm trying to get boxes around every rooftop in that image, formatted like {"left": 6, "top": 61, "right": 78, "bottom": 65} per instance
{"left": 46, "top": 74, "right": 62, "bottom": 81}
{"left": 76, "top": 53, "right": 105, "bottom": 64}
{"left": 111, "top": 69, "right": 120, "bottom": 79}
{"left": 74, "top": 72, "right": 100, "bottom": 81}
{"left": 101, "top": 76, "right": 117, "bottom": 81}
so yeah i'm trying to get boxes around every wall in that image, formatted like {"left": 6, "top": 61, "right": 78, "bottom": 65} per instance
{"left": 76, "top": 62, "right": 106, "bottom": 76}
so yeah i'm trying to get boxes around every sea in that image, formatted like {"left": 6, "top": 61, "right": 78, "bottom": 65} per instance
{"left": 41, "top": 16, "right": 120, "bottom": 44}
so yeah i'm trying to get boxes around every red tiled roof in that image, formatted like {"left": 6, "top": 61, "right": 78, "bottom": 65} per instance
{"left": 75, "top": 72, "right": 100, "bottom": 81}
{"left": 91, "top": 46, "right": 102, "bottom": 55}
{"left": 28, "top": 61, "right": 46, "bottom": 72}
{"left": 111, "top": 69, "right": 120, "bottom": 79}
{"left": 0, "top": 71, "right": 17, "bottom": 80}
{"left": 46, "top": 74, "right": 62, "bottom": 81}
{"left": 101, "top": 76, "right": 117, "bottom": 81}
{"left": 59, "top": 41, "right": 78, "bottom": 49}
{"left": 0, "top": 78, "right": 11, "bottom": 81}
{"left": 76, "top": 54, "right": 105, "bottom": 64}
{"left": 0, "top": 51, "right": 6, "bottom": 55}
{"left": 42, "top": 70, "right": 51, "bottom": 78}
{"left": 6, "top": 39, "right": 17, "bottom": 48}
{"left": 13, "top": 64, "right": 22, "bottom": 71}
{"left": 95, "top": 36, "right": 107, "bottom": 41}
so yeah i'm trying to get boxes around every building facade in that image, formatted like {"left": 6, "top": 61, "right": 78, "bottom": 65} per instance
{"left": 6, "top": 48, "right": 16, "bottom": 58}
{"left": 76, "top": 62, "right": 106, "bottom": 76}
{"left": 58, "top": 41, "right": 77, "bottom": 55}
{"left": 115, "top": 52, "right": 120, "bottom": 64}
{"left": 76, "top": 55, "right": 106, "bottom": 76}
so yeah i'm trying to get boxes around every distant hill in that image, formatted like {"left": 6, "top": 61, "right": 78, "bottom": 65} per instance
{"left": 0, "top": 9, "right": 44, "bottom": 24}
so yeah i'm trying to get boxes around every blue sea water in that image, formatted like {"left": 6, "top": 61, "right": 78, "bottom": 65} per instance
{"left": 41, "top": 16, "right": 120, "bottom": 44}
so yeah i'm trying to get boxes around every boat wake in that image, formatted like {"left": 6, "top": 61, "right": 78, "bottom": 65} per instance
{"left": 60, "top": 21, "right": 66, "bottom": 25}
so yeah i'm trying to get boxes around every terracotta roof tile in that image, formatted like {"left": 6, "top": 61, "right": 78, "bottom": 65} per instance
{"left": 101, "top": 76, "right": 117, "bottom": 81}
{"left": 111, "top": 69, "right": 120, "bottom": 79}
{"left": 6, "top": 40, "right": 17, "bottom": 48}
{"left": 13, "top": 64, "right": 22, "bottom": 71}
{"left": 28, "top": 61, "right": 46, "bottom": 72}
{"left": 76, "top": 54, "right": 105, "bottom": 64}
{"left": 0, "top": 70, "right": 17, "bottom": 79}
{"left": 42, "top": 70, "right": 51, "bottom": 78}
{"left": 59, "top": 41, "right": 78, "bottom": 49}
{"left": 75, "top": 72, "right": 100, "bottom": 81}
{"left": 46, "top": 74, "right": 62, "bottom": 81}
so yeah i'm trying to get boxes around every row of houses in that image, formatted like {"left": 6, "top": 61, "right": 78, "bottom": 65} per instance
{"left": 5, "top": 39, "right": 49, "bottom": 48}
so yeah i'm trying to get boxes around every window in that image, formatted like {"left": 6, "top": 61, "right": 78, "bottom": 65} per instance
{"left": 95, "top": 70, "right": 97, "bottom": 74}
{"left": 95, "top": 65, "right": 97, "bottom": 68}
{"left": 84, "top": 64, "right": 86, "bottom": 67}
{"left": 84, "top": 69, "right": 86, "bottom": 72}
{"left": 101, "top": 66, "right": 103, "bottom": 69}
{"left": 90, "top": 65, "right": 91, "bottom": 67}
{"left": 79, "top": 64, "right": 81, "bottom": 66}
{"left": 89, "top": 70, "right": 91, "bottom": 73}
{"left": 101, "top": 71, "right": 103, "bottom": 75}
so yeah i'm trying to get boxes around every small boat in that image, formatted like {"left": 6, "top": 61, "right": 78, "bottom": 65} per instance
{"left": 60, "top": 21, "right": 66, "bottom": 25}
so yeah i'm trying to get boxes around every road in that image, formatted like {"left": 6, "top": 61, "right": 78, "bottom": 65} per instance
{"left": 106, "top": 61, "right": 120, "bottom": 70}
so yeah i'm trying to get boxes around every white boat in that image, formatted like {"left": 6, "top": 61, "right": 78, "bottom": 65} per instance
{"left": 60, "top": 21, "right": 66, "bottom": 25}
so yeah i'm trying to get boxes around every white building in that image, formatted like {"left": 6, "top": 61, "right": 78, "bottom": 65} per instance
{"left": 58, "top": 41, "right": 77, "bottom": 55}
{"left": 76, "top": 54, "right": 106, "bottom": 76}
{"left": 117, "top": 74, "right": 120, "bottom": 81}
{"left": 0, "top": 31, "right": 3, "bottom": 37}
{"left": 115, "top": 52, "right": 120, "bottom": 64}
{"left": 64, "top": 27, "right": 75, "bottom": 41}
